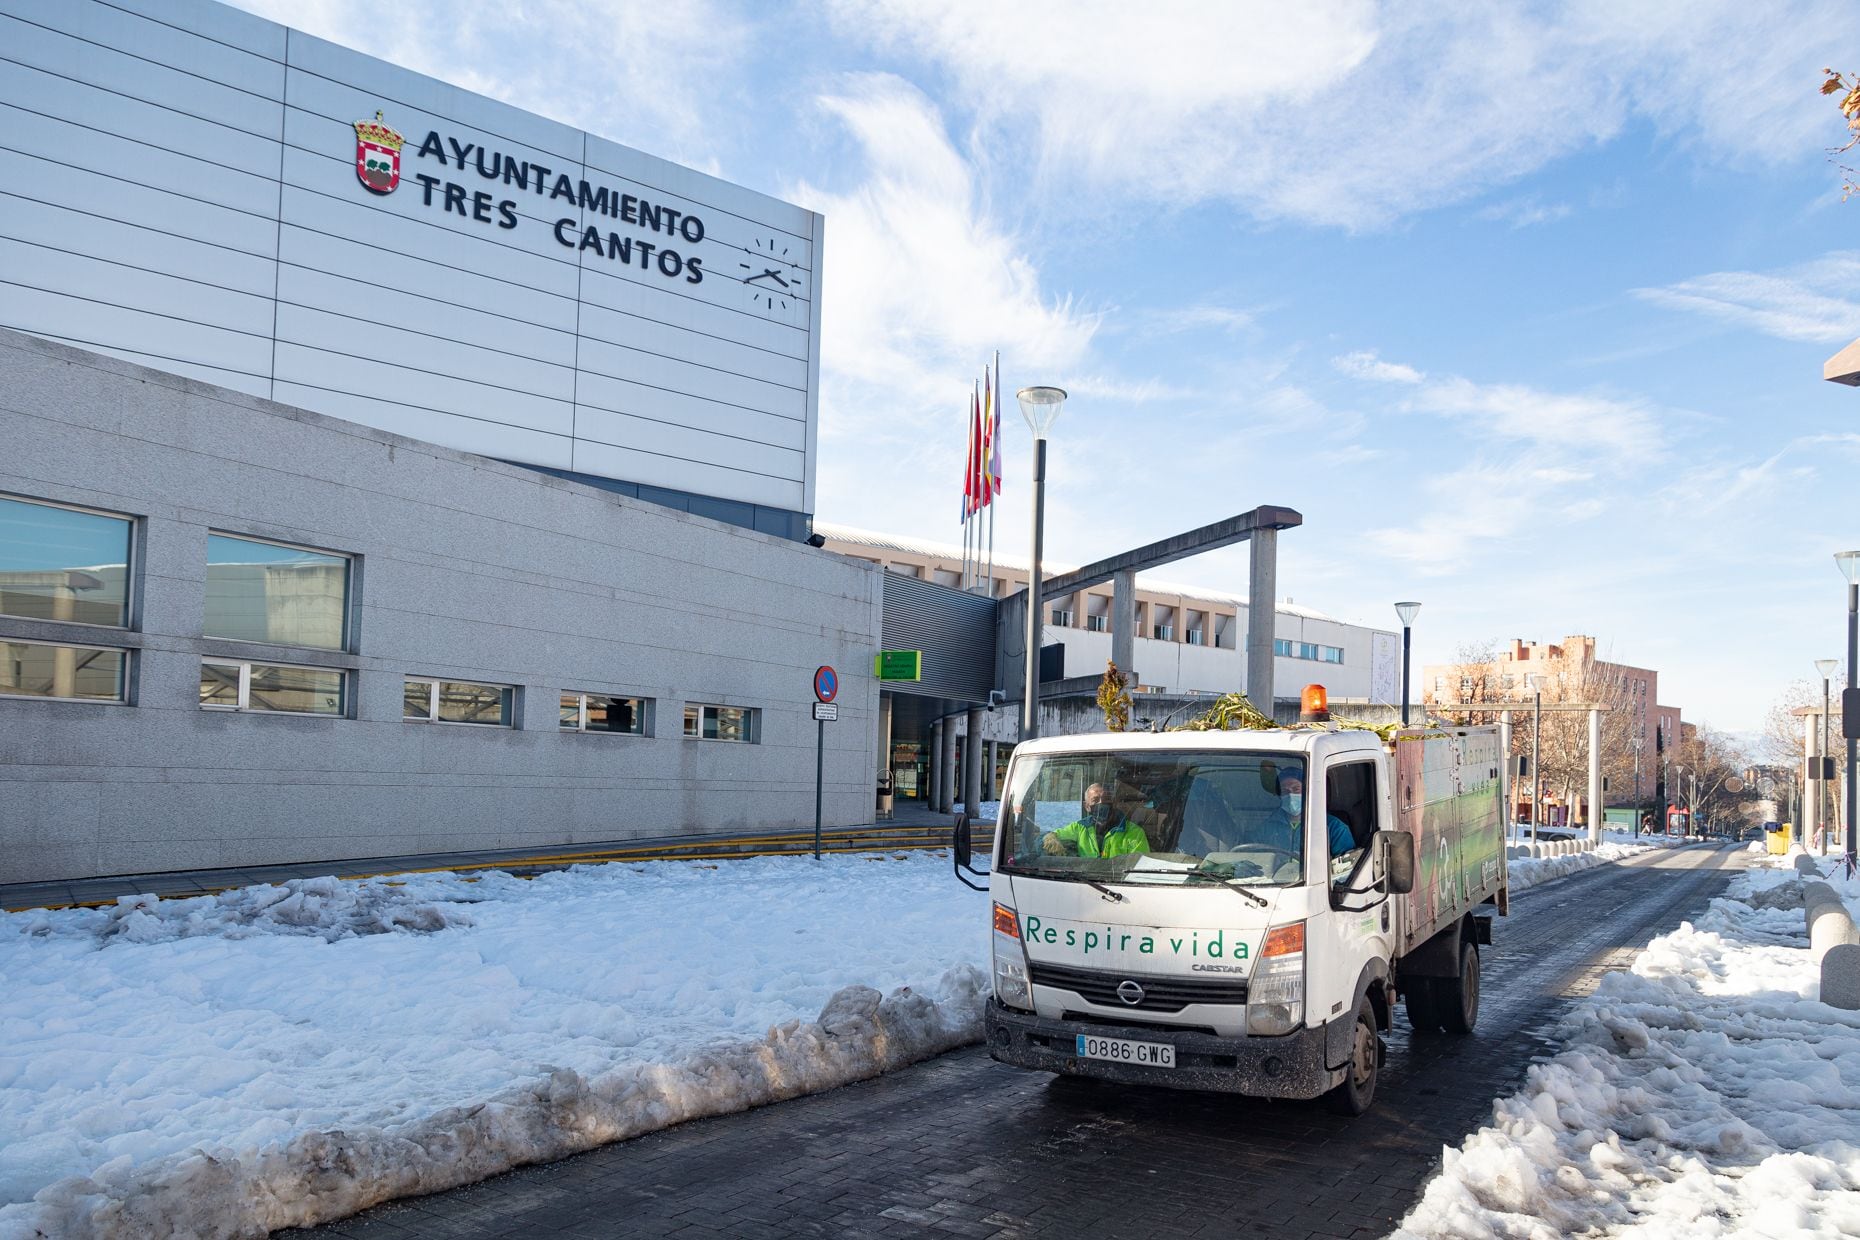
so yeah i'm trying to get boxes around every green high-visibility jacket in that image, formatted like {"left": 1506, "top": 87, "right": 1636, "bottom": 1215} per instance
{"left": 1052, "top": 818, "right": 1151, "bottom": 858}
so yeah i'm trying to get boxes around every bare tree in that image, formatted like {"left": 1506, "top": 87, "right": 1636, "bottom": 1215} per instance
{"left": 1764, "top": 674, "right": 1847, "bottom": 840}
{"left": 1431, "top": 639, "right": 1502, "bottom": 727}
{"left": 1515, "top": 659, "right": 1635, "bottom": 826}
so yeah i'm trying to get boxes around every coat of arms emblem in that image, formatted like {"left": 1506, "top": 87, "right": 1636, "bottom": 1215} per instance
{"left": 353, "top": 112, "right": 404, "bottom": 194}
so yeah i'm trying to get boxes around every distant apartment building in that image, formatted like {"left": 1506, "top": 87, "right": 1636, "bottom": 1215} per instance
{"left": 1422, "top": 635, "right": 1684, "bottom": 817}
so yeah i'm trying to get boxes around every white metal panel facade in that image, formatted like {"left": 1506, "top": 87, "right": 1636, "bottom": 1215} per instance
{"left": 0, "top": 0, "right": 822, "bottom": 516}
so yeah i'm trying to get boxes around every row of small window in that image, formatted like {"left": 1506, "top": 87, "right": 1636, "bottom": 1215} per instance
{"left": 1, "top": 493, "right": 351, "bottom": 648}
{"left": 1049, "top": 611, "right": 1207, "bottom": 644}
{"left": 1274, "top": 639, "right": 1345, "bottom": 664}
{"left": 0, "top": 642, "right": 760, "bottom": 742}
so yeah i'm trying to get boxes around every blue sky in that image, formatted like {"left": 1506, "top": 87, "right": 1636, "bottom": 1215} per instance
{"left": 237, "top": 0, "right": 1860, "bottom": 735}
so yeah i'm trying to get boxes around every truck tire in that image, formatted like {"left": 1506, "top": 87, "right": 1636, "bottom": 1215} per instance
{"left": 1438, "top": 939, "right": 1480, "bottom": 1035}
{"left": 1324, "top": 999, "right": 1381, "bottom": 1115}
{"left": 1403, "top": 978, "right": 1443, "bottom": 1034}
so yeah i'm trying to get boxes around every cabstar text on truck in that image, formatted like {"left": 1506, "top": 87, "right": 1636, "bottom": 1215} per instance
{"left": 953, "top": 716, "right": 1507, "bottom": 1114}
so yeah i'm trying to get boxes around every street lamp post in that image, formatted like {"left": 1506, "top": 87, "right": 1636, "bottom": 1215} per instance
{"left": 1394, "top": 601, "right": 1421, "bottom": 726}
{"left": 1817, "top": 656, "right": 1839, "bottom": 856}
{"left": 1839, "top": 551, "right": 1860, "bottom": 878}
{"left": 1528, "top": 673, "right": 1542, "bottom": 845}
{"left": 1631, "top": 734, "right": 1642, "bottom": 838}
{"left": 1674, "top": 764, "right": 1691, "bottom": 836}
{"left": 1017, "top": 387, "right": 1066, "bottom": 745}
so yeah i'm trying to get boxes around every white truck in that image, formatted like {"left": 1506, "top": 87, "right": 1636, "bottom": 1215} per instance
{"left": 954, "top": 723, "right": 1507, "bottom": 1113}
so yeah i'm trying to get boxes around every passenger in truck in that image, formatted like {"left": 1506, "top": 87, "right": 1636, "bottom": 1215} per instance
{"left": 1041, "top": 782, "right": 1152, "bottom": 858}
{"left": 1232, "top": 770, "right": 1355, "bottom": 860}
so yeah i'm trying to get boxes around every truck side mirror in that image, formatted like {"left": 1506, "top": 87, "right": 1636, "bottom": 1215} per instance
{"left": 952, "top": 814, "right": 987, "bottom": 891}
{"left": 1376, "top": 830, "right": 1415, "bottom": 895}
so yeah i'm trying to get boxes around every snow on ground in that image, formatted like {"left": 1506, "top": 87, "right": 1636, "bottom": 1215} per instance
{"left": 1392, "top": 856, "right": 1860, "bottom": 1239}
{"left": 1509, "top": 842, "right": 1654, "bottom": 894}
{"left": 0, "top": 855, "right": 989, "bottom": 1239}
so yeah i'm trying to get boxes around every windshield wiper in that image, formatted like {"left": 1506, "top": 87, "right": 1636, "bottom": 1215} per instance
{"left": 1220, "top": 880, "right": 1269, "bottom": 908}
{"left": 1086, "top": 879, "right": 1127, "bottom": 903}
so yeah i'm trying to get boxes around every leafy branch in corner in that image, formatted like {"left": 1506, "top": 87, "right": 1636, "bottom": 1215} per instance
{"left": 1821, "top": 68, "right": 1860, "bottom": 199}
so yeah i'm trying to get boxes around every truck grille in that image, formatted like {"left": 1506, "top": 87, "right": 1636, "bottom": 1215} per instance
{"left": 1028, "top": 962, "right": 1248, "bottom": 1012}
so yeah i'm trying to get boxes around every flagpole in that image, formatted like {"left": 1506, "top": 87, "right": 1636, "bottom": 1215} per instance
{"left": 988, "top": 350, "right": 999, "bottom": 596}
{"left": 974, "top": 379, "right": 989, "bottom": 591}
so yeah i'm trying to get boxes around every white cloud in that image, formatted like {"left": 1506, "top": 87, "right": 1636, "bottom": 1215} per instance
{"left": 1474, "top": 196, "right": 1573, "bottom": 228}
{"left": 1634, "top": 252, "right": 1860, "bottom": 343}
{"left": 1132, "top": 305, "right": 1258, "bottom": 337}
{"left": 1332, "top": 351, "right": 1424, "bottom": 384}
{"left": 1409, "top": 376, "right": 1665, "bottom": 462}
{"left": 791, "top": 75, "right": 1097, "bottom": 411}
{"left": 828, "top": 0, "right": 1860, "bottom": 229}
{"left": 229, "top": 0, "right": 754, "bottom": 164}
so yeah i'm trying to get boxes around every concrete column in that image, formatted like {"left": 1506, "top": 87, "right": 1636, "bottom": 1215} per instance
{"left": 1111, "top": 569, "right": 1137, "bottom": 681}
{"left": 1806, "top": 712, "right": 1822, "bottom": 848}
{"left": 1247, "top": 529, "right": 1278, "bottom": 710}
{"left": 939, "top": 716, "right": 960, "bottom": 814}
{"left": 963, "top": 707, "right": 984, "bottom": 817}
{"left": 985, "top": 740, "right": 998, "bottom": 798}
{"left": 929, "top": 718, "right": 944, "bottom": 810}
{"left": 878, "top": 696, "right": 893, "bottom": 781}
{"left": 1587, "top": 707, "right": 1602, "bottom": 845}
{"left": 1499, "top": 717, "right": 1513, "bottom": 837}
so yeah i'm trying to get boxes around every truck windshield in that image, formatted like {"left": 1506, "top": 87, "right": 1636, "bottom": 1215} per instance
{"left": 997, "top": 750, "right": 1306, "bottom": 886}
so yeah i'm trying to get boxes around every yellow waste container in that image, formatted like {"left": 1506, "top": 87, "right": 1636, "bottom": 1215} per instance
{"left": 1767, "top": 823, "right": 1790, "bottom": 855}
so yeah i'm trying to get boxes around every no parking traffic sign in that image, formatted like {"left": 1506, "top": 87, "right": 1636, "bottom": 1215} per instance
{"left": 814, "top": 665, "right": 838, "bottom": 703}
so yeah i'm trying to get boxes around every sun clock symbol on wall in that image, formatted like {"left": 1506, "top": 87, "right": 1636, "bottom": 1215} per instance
{"left": 739, "top": 236, "right": 807, "bottom": 314}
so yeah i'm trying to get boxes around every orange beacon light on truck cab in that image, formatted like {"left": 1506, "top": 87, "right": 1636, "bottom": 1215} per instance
{"left": 1299, "top": 684, "right": 1330, "bottom": 723}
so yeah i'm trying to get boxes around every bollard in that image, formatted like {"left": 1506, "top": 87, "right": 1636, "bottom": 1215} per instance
{"left": 1821, "top": 942, "right": 1860, "bottom": 1010}
{"left": 1805, "top": 884, "right": 1860, "bottom": 962}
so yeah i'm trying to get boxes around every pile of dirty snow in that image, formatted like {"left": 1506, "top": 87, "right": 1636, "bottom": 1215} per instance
{"left": 0, "top": 854, "right": 989, "bottom": 1239}
{"left": 1508, "top": 841, "right": 1652, "bottom": 893}
{"left": 1392, "top": 865, "right": 1860, "bottom": 1238}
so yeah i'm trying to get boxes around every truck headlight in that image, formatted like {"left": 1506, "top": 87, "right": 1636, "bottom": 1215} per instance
{"left": 1248, "top": 920, "right": 1305, "bottom": 1036}
{"left": 992, "top": 902, "right": 1032, "bottom": 1010}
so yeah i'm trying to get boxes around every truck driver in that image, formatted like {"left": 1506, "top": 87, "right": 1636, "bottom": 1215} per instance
{"left": 1041, "top": 782, "right": 1152, "bottom": 858}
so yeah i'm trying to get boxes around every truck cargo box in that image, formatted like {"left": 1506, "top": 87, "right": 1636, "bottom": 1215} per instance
{"left": 1392, "top": 726, "right": 1507, "bottom": 954}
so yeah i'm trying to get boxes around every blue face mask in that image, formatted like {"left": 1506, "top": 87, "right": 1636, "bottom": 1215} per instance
{"left": 1281, "top": 793, "right": 1303, "bottom": 816}
{"left": 1089, "top": 803, "right": 1115, "bottom": 828}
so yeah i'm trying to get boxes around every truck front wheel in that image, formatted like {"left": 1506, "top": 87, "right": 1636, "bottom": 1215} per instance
{"left": 1324, "top": 1000, "right": 1381, "bottom": 1115}
{"left": 1438, "top": 939, "right": 1480, "bottom": 1034}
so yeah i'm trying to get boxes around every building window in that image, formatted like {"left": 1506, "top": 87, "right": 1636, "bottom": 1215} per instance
{"left": 561, "top": 692, "right": 649, "bottom": 735}
{"left": 1274, "top": 639, "right": 1291, "bottom": 657}
{"left": 1085, "top": 615, "right": 1108, "bottom": 633}
{"left": 1050, "top": 609, "right": 1074, "bottom": 626}
{"left": 684, "top": 703, "right": 758, "bottom": 742}
{"left": 0, "top": 640, "right": 127, "bottom": 702}
{"left": 1152, "top": 625, "right": 1174, "bottom": 641}
{"left": 1185, "top": 629, "right": 1205, "bottom": 646}
{"left": 1319, "top": 645, "right": 1343, "bottom": 664}
{"left": 404, "top": 677, "right": 514, "bottom": 726}
{"left": 205, "top": 533, "right": 351, "bottom": 651}
{"left": 199, "top": 658, "right": 344, "bottom": 716}
{"left": 0, "top": 494, "right": 133, "bottom": 627}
